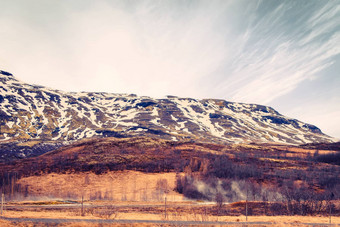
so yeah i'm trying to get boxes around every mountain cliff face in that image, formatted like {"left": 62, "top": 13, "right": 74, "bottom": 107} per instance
{"left": 0, "top": 70, "right": 334, "bottom": 145}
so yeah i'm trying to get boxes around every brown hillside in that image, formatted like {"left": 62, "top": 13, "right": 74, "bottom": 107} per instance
{"left": 1, "top": 137, "right": 338, "bottom": 193}
{"left": 1, "top": 137, "right": 339, "bottom": 216}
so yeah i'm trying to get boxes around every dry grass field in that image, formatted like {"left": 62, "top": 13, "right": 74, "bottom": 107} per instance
{"left": 1, "top": 197, "right": 339, "bottom": 226}
{"left": 1, "top": 208, "right": 340, "bottom": 226}
{"left": 17, "top": 171, "right": 183, "bottom": 201}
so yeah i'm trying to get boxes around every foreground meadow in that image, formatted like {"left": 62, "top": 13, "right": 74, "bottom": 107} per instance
{"left": 1, "top": 199, "right": 339, "bottom": 226}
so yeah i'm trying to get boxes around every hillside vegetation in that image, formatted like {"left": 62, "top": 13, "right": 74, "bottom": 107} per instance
{"left": 1, "top": 137, "right": 339, "bottom": 216}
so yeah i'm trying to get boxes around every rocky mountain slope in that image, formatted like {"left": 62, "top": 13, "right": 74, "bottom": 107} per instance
{"left": 0, "top": 70, "right": 334, "bottom": 145}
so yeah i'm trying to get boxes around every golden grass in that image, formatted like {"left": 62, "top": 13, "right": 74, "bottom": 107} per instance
{"left": 174, "top": 144, "right": 221, "bottom": 155}
{"left": 1, "top": 219, "right": 169, "bottom": 227}
{"left": 272, "top": 145, "right": 336, "bottom": 156}
{"left": 3, "top": 206, "right": 340, "bottom": 223}
{"left": 258, "top": 157, "right": 290, "bottom": 163}
{"left": 2, "top": 212, "right": 339, "bottom": 227}
{"left": 3, "top": 210, "right": 99, "bottom": 220}
{"left": 16, "top": 140, "right": 42, "bottom": 147}
{"left": 17, "top": 171, "right": 183, "bottom": 202}
{"left": 0, "top": 219, "right": 14, "bottom": 227}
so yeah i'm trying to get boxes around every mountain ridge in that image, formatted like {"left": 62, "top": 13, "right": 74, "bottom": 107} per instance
{"left": 0, "top": 70, "right": 334, "bottom": 146}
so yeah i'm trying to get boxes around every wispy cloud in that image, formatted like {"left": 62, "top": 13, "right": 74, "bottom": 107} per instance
{"left": 2, "top": 0, "right": 338, "bottom": 101}
{"left": 216, "top": 1, "right": 340, "bottom": 104}
{"left": 0, "top": 0, "right": 339, "bottom": 136}
{"left": 1, "top": 0, "right": 232, "bottom": 97}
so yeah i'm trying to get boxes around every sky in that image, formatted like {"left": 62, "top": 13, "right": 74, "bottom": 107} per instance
{"left": 0, "top": 0, "right": 339, "bottom": 139}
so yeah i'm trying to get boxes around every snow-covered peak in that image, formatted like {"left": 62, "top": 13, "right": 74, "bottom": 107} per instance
{"left": 0, "top": 71, "right": 334, "bottom": 144}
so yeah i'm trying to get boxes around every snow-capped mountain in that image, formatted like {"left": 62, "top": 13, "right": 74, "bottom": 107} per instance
{"left": 0, "top": 70, "right": 334, "bottom": 144}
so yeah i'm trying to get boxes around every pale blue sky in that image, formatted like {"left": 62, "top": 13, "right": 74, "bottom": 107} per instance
{"left": 1, "top": 0, "right": 339, "bottom": 138}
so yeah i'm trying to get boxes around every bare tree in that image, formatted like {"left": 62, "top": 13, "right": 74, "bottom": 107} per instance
{"left": 156, "top": 179, "right": 169, "bottom": 200}
{"left": 156, "top": 179, "right": 169, "bottom": 219}
{"left": 215, "top": 192, "right": 224, "bottom": 213}
{"left": 249, "top": 182, "right": 260, "bottom": 201}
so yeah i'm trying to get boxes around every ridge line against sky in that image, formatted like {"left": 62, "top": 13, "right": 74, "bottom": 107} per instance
{"left": 0, "top": 0, "right": 339, "bottom": 138}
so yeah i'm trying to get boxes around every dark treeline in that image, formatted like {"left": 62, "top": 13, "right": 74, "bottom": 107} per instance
{"left": 314, "top": 151, "right": 340, "bottom": 165}
{"left": 173, "top": 152, "right": 340, "bottom": 216}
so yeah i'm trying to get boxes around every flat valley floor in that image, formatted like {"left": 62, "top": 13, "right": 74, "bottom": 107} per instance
{"left": 1, "top": 199, "right": 339, "bottom": 227}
